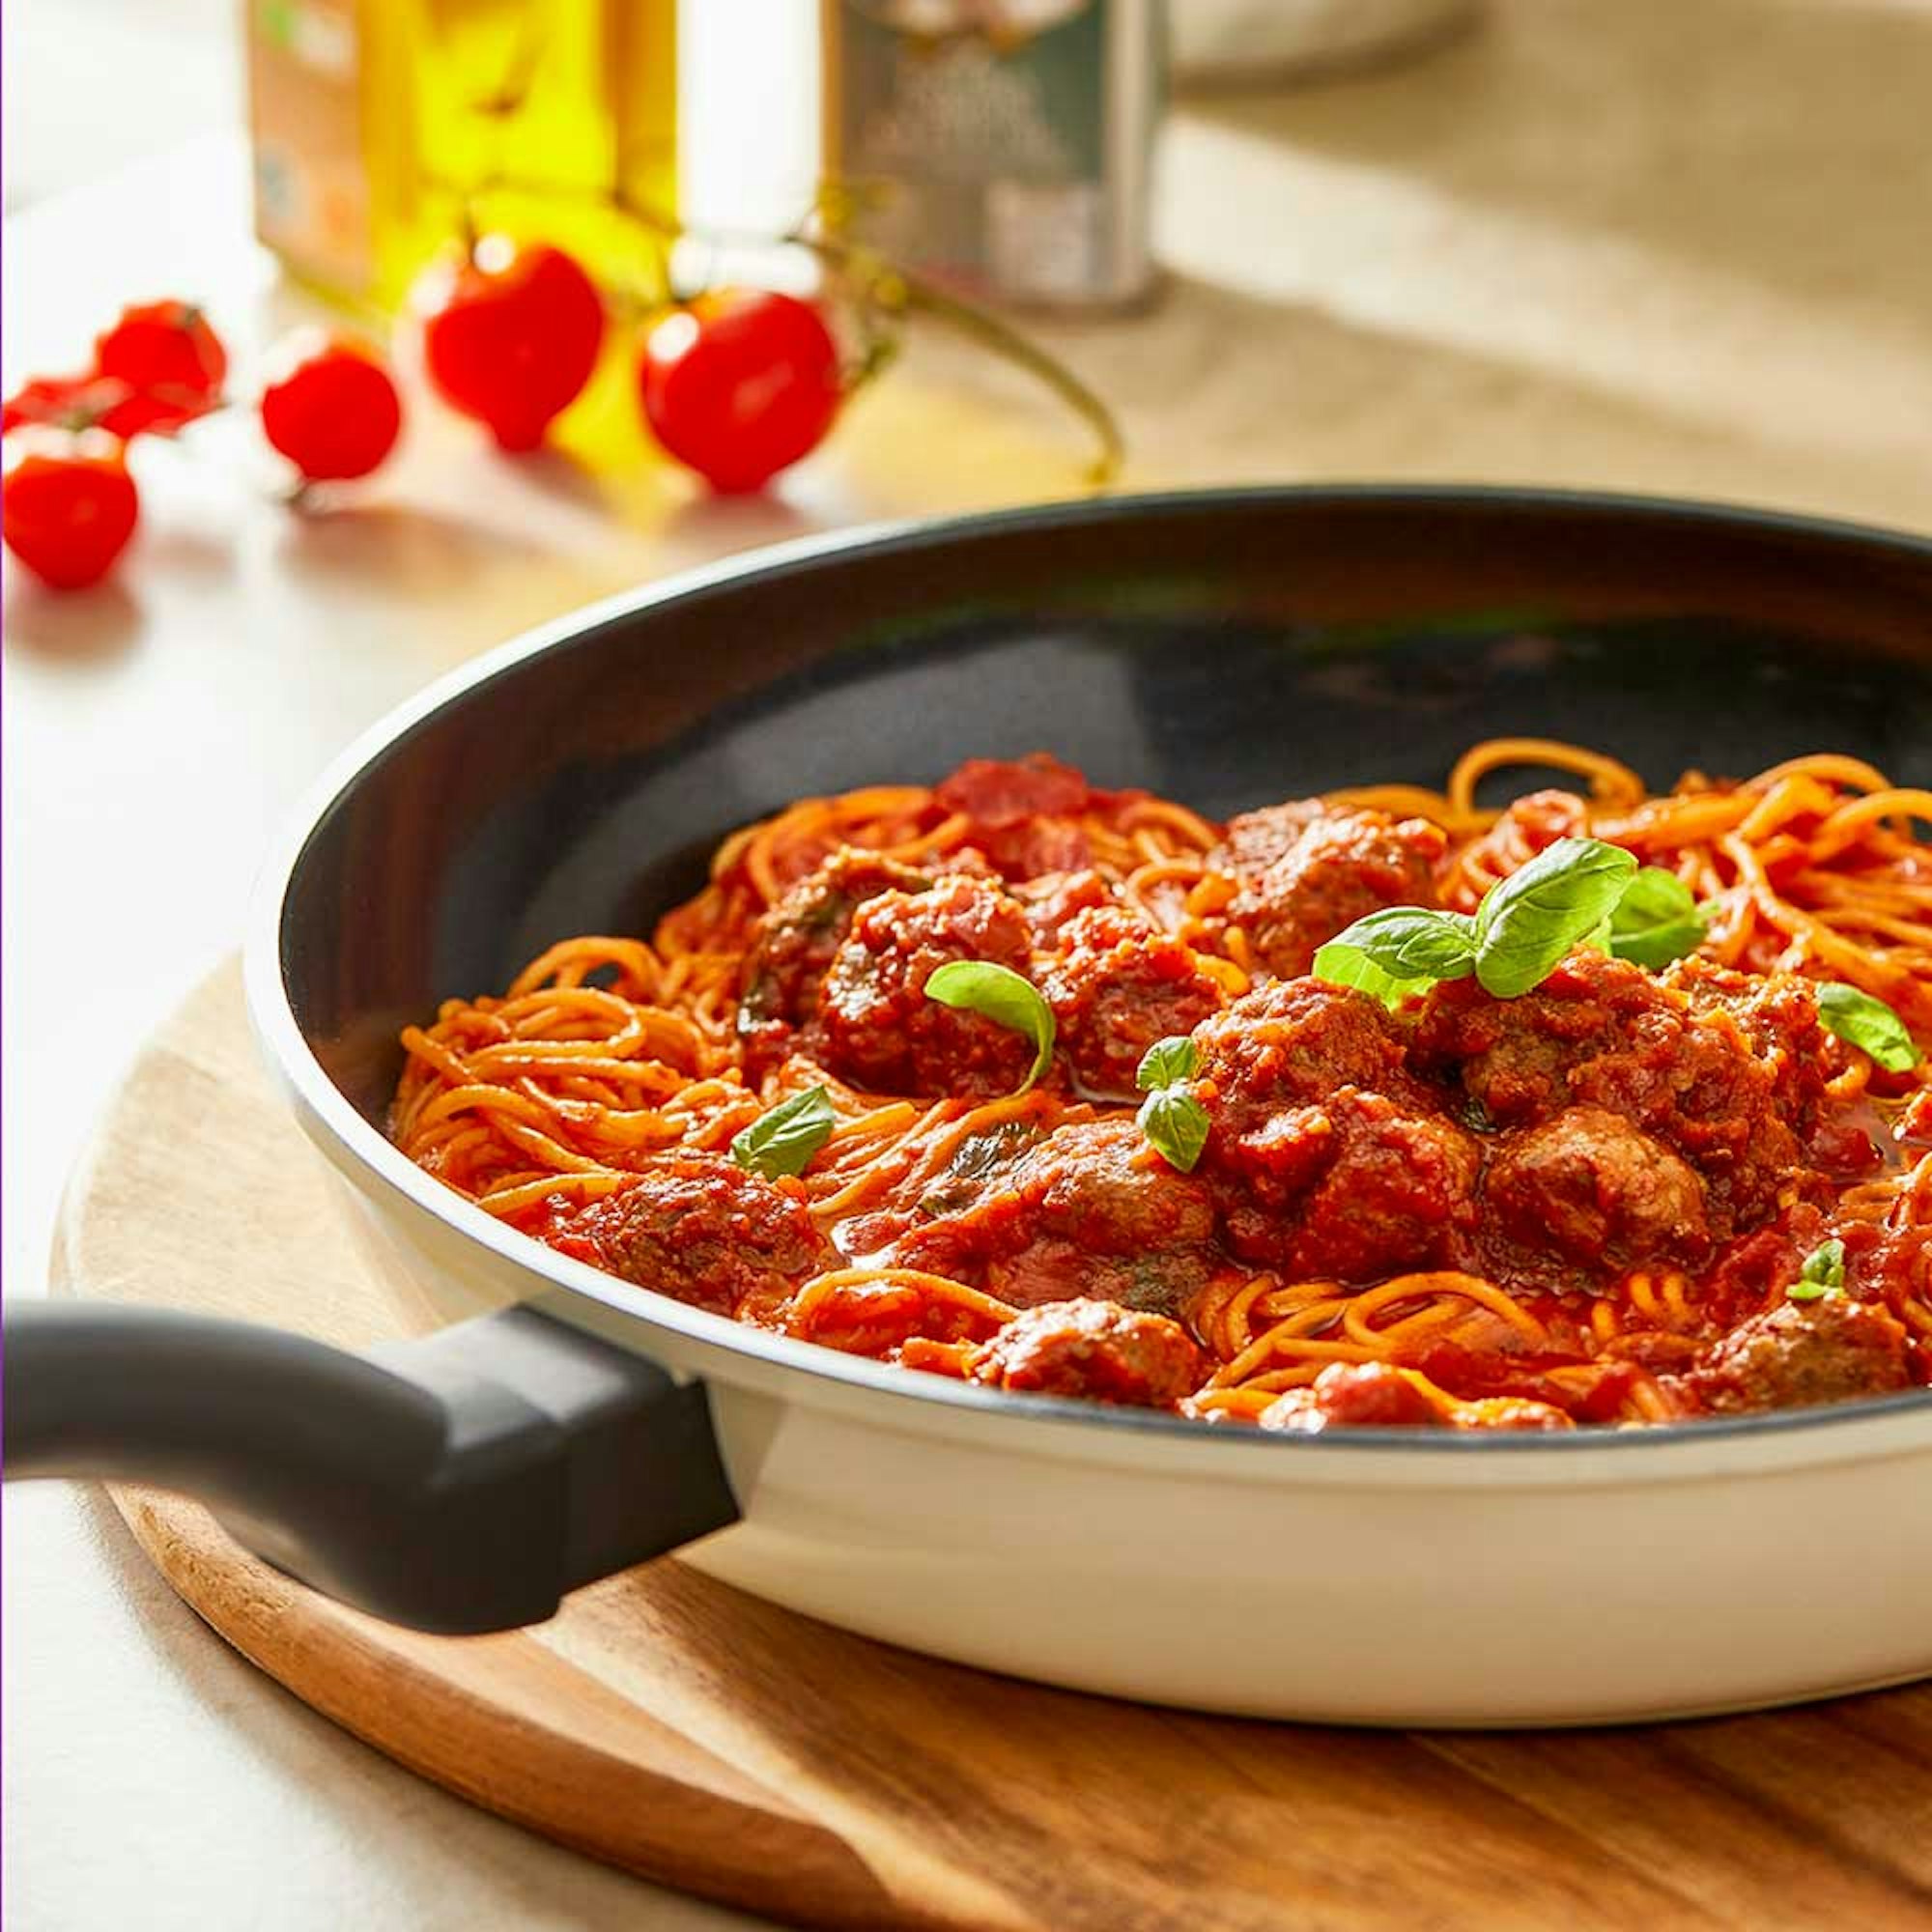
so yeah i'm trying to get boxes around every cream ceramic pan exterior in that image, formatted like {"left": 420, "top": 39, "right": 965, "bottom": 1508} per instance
{"left": 245, "top": 489, "right": 1932, "bottom": 1726}
{"left": 287, "top": 1076, "right": 1932, "bottom": 1726}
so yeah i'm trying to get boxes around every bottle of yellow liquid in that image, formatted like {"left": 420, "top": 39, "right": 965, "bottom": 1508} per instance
{"left": 367, "top": 0, "right": 677, "bottom": 305}
{"left": 248, "top": 0, "right": 676, "bottom": 458}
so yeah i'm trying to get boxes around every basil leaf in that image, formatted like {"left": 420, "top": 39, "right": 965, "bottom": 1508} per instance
{"left": 1609, "top": 915, "right": 1706, "bottom": 970}
{"left": 1133, "top": 1034, "right": 1211, "bottom": 1169}
{"left": 1472, "top": 837, "right": 1638, "bottom": 999}
{"left": 1322, "top": 905, "right": 1479, "bottom": 980}
{"left": 1608, "top": 866, "right": 1709, "bottom": 969}
{"left": 923, "top": 959, "right": 1056, "bottom": 1093}
{"left": 1309, "top": 942, "right": 1418, "bottom": 1009}
{"left": 1311, "top": 907, "right": 1477, "bottom": 1009}
{"left": 730, "top": 1084, "right": 836, "bottom": 1179}
{"left": 1788, "top": 1237, "right": 1847, "bottom": 1303}
{"left": 1137, "top": 1085, "right": 1209, "bottom": 1173}
{"left": 1136, "top": 1035, "right": 1199, "bottom": 1092}
{"left": 1817, "top": 981, "right": 1923, "bottom": 1073}
{"left": 1576, "top": 914, "right": 1613, "bottom": 957}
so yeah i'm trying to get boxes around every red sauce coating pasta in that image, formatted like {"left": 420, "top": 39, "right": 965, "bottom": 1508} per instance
{"left": 391, "top": 745, "right": 1932, "bottom": 1430}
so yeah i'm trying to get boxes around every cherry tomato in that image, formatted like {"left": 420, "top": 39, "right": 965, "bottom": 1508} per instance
{"left": 4, "top": 373, "right": 125, "bottom": 436}
{"left": 93, "top": 299, "right": 228, "bottom": 434}
{"left": 260, "top": 331, "right": 403, "bottom": 482}
{"left": 639, "top": 289, "right": 842, "bottom": 493}
{"left": 2, "top": 431, "right": 139, "bottom": 589}
{"left": 414, "top": 238, "right": 605, "bottom": 452}
{"left": 2, "top": 370, "right": 211, "bottom": 440}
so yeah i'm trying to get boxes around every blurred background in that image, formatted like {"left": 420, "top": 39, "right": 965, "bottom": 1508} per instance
{"left": 3, "top": 0, "right": 825, "bottom": 247}
{"left": 5, "top": 0, "right": 236, "bottom": 208}
{"left": 11, "top": 0, "right": 1932, "bottom": 529}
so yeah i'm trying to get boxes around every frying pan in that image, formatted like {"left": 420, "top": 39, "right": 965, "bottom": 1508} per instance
{"left": 9, "top": 487, "right": 1932, "bottom": 1725}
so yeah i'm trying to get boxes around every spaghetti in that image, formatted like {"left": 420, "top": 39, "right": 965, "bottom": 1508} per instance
{"left": 391, "top": 745, "right": 1932, "bottom": 1433}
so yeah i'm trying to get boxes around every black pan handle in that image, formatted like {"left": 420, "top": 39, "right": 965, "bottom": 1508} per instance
{"left": 2, "top": 1301, "right": 740, "bottom": 1634}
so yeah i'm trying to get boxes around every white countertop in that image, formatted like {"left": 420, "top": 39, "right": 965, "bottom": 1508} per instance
{"left": 8, "top": 6, "right": 1932, "bottom": 1923}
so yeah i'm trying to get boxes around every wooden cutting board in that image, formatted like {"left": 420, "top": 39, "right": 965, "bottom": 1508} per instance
{"left": 49, "top": 964, "right": 1932, "bottom": 1931}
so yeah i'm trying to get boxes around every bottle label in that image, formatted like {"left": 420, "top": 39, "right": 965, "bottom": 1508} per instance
{"left": 245, "top": 0, "right": 373, "bottom": 298}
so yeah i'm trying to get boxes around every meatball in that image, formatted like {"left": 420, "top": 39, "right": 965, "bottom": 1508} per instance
{"left": 933, "top": 753, "right": 1094, "bottom": 879}
{"left": 737, "top": 848, "right": 932, "bottom": 1065}
{"left": 1042, "top": 907, "right": 1227, "bottom": 1098}
{"left": 1684, "top": 1296, "right": 1913, "bottom": 1414}
{"left": 1413, "top": 949, "right": 1664, "bottom": 1124}
{"left": 1193, "top": 979, "right": 1453, "bottom": 1274}
{"left": 1015, "top": 1117, "right": 1216, "bottom": 1250}
{"left": 970, "top": 1299, "right": 1204, "bottom": 1407}
{"left": 1262, "top": 1362, "right": 1440, "bottom": 1431}
{"left": 1208, "top": 798, "right": 1330, "bottom": 879}
{"left": 987, "top": 1246, "right": 1215, "bottom": 1318}
{"left": 817, "top": 876, "right": 1037, "bottom": 1096}
{"left": 1016, "top": 868, "right": 1122, "bottom": 948}
{"left": 1413, "top": 950, "right": 1801, "bottom": 1236}
{"left": 1667, "top": 957, "right": 1880, "bottom": 1172}
{"left": 894, "top": 1117, "right": 1217, "bottom": 1317}
{"left": 935, "top": 753, "right": 1090, "bottom": 824}
{"left": 1663, "top": 956, "right": 1819, "bottom": 1054}
{"left": 563, "top": 1153, "right": 833, "bottom": 1319}
{"left": 1484, "top": 1105, "right": 1712, "bottom": 1275}
{"left": 998, "top": 1117, "right": 1217, "bottom": 1315}
{"left": 1194, "top": 978, "right": 1411, "bottom": 1146}
{"left": 1233, "top": 809, "right": 1448, "bottom": 979}
{"left": 1208, "top": 1086, "right": 1483, "bottom": 1278}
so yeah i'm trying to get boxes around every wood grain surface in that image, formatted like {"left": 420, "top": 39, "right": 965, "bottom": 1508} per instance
{"left": 50, "top": 965, "right": 1932, "bottom": 1931}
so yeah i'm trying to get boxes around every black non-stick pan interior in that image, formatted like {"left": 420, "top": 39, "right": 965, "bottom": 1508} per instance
{"left": 278, "top": 489, "right": 1932, "bottom": 1122}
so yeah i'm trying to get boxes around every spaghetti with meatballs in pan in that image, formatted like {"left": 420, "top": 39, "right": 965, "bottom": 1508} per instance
{"left": 391, "top": 742, "right": 1932, "bottom": 1434}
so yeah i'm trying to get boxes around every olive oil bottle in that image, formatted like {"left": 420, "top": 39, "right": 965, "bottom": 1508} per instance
{"left": 247, "top": 0, "right": 678, "bottom": 311}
